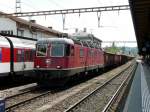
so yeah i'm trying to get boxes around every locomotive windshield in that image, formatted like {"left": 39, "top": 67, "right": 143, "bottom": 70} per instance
{"left": 36, "top": 44, "right": 47, "bottom": 57}
{"left": 51, "top": 43, "right": 64, "bottom": 57}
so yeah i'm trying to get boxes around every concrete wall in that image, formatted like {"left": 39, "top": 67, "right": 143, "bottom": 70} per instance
{"left": 0, "top": 17, "right": 17, "bottom": 35}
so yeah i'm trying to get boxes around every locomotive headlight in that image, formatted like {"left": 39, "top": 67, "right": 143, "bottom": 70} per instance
{"left": 45, "top": 59, "right": 51, "bottom": 64}
{"left": 36, "top": 65, "right": 40, "bottom": 68}
{"left": 56, "top": 66, "right": 61, "bottom": 69}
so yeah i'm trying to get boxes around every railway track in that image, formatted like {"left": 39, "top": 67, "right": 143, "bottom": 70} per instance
{"left": 1, "top": 83, "right": 37, "bottom": 98}
{"left": 102, "top": 63, "right": 137, "bottom": 112}
{"left": 64, "top": 63, "right": 136, "bottom": 112}
{"left": 5, "top": 61, "right": 134, "bottom": 112}
{"left": 5, "top": 86, "right": 54, "bottom": 112}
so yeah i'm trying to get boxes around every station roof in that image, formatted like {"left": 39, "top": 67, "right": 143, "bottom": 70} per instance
{"left": 129, "top": 0, "right": 150, "bottom": 55}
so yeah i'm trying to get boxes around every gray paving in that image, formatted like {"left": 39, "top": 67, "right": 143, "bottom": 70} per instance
{"left": 123, "top": 63, "right": 150, "bottom": 112}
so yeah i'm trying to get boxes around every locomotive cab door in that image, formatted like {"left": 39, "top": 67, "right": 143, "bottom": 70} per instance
{"left": 68, "top": 45, "right": 75, "bottom": 68}
{"left": 65, "top": 44, "right": 74, "bottom": 68}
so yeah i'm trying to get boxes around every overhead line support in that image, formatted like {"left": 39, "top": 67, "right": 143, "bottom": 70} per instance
{"left": 11, "top": 5, "right": 130, "bottom": 17}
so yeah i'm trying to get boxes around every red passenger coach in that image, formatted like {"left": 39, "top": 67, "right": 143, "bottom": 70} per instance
{"left": 34, "top": 33, "right": 104, "bottom": 83}
{"left": 0, "top": 35, "right": 36, "bottom": 77}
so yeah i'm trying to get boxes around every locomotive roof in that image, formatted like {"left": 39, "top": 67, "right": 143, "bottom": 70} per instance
{"left": 37, "top": 37, "right": 102, "bottom": 49}
{"left": 71, "top": 31, "right": 102, "bottom": 43}
{"left": 37, "top": 38, "right": 74, "bottom": 45}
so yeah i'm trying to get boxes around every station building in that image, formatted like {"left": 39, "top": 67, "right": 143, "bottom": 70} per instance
{"left": 0, "top": 12, "right": 62, "bottom": 39}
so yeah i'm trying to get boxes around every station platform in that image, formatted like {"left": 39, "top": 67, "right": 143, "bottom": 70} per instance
{"left": 123, "top": 62, "right": 150, "bottom": 112}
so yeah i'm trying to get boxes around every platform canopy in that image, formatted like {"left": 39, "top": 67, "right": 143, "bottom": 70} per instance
{"left": 129, "top": 0, "right": 150, "bottom": 55}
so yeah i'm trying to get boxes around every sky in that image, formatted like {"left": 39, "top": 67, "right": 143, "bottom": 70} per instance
{"left": 0, "top": 0, "right": 137, "bottom": 47}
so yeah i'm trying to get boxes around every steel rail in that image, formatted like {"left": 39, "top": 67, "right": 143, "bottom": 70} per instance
{"left": 102, "top": 63, "right": 136, "bottom": 112}
{"left": 5, "top": 88, "right": 52, "bottom": 111}
{"left": 64, "top": 63, "right": 133, "bottom": 112}
{"left": 5, "top": 89, "right": 33, "bottom": 100}
{"left": 5, "top": 85, "right": 38, "bottom": 100}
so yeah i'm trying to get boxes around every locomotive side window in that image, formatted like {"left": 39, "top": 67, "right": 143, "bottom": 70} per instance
{"left": 70, "top": 46, "right": 74, "bottom": 56}
{"left": 0, "top": 48, "right": 2, "bottom": 62}
{"left": 36, "top": 44, "right": 47, "bottom": 57}
{"left": 91, "top": 50, "right": 94, "bottom": 57}
{"left": 51, "top": 44, "right": 64, "bottom": 57}
{"left": 95, "top": 50, "right": 97, "bottom": 57}
{"left": 80, "top": 48, "right": 84, "bottom": 57}
{"left": 88, "top": 49, "right": 92, "bottom": 57}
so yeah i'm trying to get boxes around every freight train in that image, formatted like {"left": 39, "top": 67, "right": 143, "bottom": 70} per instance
{"left": 0, "top": 34, "right": 36, "bottom": 77}
{"left": 34, "top": 32, "right": 132, "bottom": 85}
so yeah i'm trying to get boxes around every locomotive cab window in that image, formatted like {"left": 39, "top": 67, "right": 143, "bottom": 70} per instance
{"left": 51, "top": 43, "right": 64, "bottom": 57}
{"left": 36, "top": 44, "right": 47, "bottom": 57}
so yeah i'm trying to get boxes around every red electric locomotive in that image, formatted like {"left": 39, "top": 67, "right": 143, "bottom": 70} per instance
{"left": 34, "top": 31, "right": 133, "bottom": 85}
{"left": 34, "top": 32, "right": 104, "bottom": 84}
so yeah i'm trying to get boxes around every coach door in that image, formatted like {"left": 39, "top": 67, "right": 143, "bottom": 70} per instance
{"left": 22, "top": 50, "right": 25, "bottom": 71}
{"left": 16, "top": 49, "right": 25, "bottom": 73}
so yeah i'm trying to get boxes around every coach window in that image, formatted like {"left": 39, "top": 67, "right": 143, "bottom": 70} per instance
{"left": 30, "top": 50, "right": 35, "bottom": 61}
{"left": 36, "top": 44, "right": 47, "bottom": 57}
{"left": 17, "top": 50, "right": 22, "bottom": 62}
{"left": 0, "top": 48, "right": 2, "bottom": 62}
{"left": 51, "top": 43, "right": 64, "bottom": 57}
{"left": 25, "top": 50, "right": 32, "bottom": 61}
{"left": 25, "top": 51, "right": 29, "bottom": 61}
{"left": 28, "top": 50, "right": 33, "bottom": 61}
{"left": 80, "top": 48, "right": 84, "bottom": 57}
{"left": 22, "top": 50, "right": 25, "bottom": 61}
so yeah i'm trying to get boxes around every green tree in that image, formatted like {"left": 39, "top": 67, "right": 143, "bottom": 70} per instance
{"left": 105, "top": 42, "right": 121, "bottom": 54}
